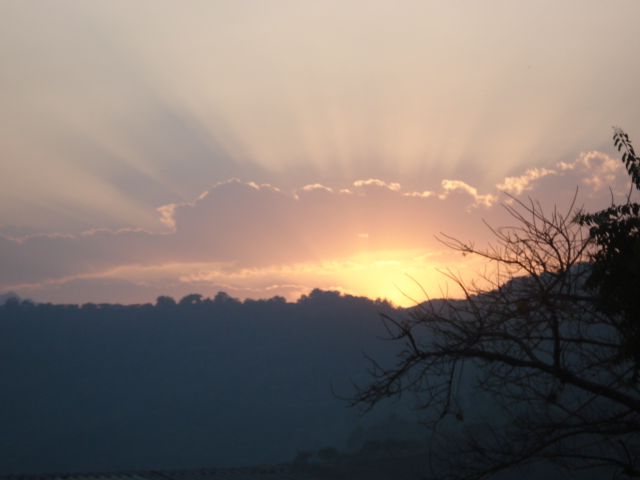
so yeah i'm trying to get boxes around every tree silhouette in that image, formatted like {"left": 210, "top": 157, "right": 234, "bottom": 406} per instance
{"left": 352, "top": 133, "right": 640, "bottom": 479}
{"left": 178, "top": 293, "right": 203, "bottom": 306}
{"left": 578, "top": 128, "right": 640, "bottom": 373}
{"left": 156, "top": 295, "right": 177, "bottom": 307}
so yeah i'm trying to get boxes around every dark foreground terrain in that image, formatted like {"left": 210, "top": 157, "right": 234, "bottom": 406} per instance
{"left": 0, "top": 291, "right": 421, "bottom": 474}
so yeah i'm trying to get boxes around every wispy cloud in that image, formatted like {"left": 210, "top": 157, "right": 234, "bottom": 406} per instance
{"left": 439, "top": 180, "right": 498, "bottom": 208}
{"left": 497, "top": 168, "right": 557, "bottom": 196}
{"left": 353, "top": 179, "right": 402, "bottom": 191}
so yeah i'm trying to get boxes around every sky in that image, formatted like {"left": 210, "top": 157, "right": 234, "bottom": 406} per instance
{"left": 1, "top": 1, "right": 639, "bottom": 306}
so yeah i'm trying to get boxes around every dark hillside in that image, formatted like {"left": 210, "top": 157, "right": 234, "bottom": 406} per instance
{"left": 0, "top": 291, "right": 417, "bottom": 474}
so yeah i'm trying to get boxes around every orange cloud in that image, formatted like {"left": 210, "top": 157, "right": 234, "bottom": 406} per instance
{"left": 2, "top": 154, "right": 635, "bottom": 306}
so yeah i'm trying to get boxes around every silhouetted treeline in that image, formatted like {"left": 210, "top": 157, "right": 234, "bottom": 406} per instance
{"left": 0, "top": 289, "right": 394, "bottom": 319}
{"left": 0, "top": 289, "right": 413, "bottom": 475}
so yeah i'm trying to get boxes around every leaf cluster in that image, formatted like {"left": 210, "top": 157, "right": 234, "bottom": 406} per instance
{"left": 577, "top": 128, "right": 640, "bottom": 372}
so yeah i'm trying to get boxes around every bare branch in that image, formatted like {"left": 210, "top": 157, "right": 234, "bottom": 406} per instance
{"left": 352, "top": 189, "right": 640, "bottom": 479}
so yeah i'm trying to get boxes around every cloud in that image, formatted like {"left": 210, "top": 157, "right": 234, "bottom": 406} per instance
{"left": 568, "top": 151, "right": 625, "bottom": 192}
{"left": 157, "top": 204, "right": 179, "bottom": 229}
{"left": 402, "top": 180, "right": 501, "bottom": 207}
{"left": 497, "top": 168, "right": 557, "bottom": 196}
{"left": 298, "top": 183, "right": 333, "bottom": 193}
{"left": 402, "top": 190, "right": 436, "bottom": 198}
{"left": 353, "top": 179, "right": 401, "bottom": 191}
{"left": 439, "top": 180, "right": 498, "bottom": 208}
{"left": 2, "top": 2, "right": 640, "bottom": 241}
{"left": 499, "top": 151, "right": 632, "bottom": 213}
{"left": 1, "top": 152, "right": 634, "bottom": 305}
{"left": 0, "top": 177, "right": 490, "bottom": 295}
{"left": 496, "top": 152, "right": 627, "bottom": 203}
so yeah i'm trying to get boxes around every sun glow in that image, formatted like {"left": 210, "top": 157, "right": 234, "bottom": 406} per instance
{"left": 166, "top": 249, "right": 478, "bottom": 308}
{"left": 318, "top": 250, "right": 469, "bottom": 307}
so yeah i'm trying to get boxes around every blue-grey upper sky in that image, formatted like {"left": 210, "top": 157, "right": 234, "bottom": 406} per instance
{"left": 1, "top": 1, "right": 639, "bottom": 305}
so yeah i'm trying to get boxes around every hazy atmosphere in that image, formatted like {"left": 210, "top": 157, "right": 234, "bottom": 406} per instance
{"left": 2, "top": 1, "right": 639, "bottom": 306}
{"left": 2, "top": 2, "right": 640, "bottom": 478}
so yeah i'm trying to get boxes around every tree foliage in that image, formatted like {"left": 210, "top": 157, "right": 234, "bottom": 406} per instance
{"left": 352, "top": 132, "right": 640, "bottom": 479}
{"left": 577, "top": 128, "right": 640, "bottom": 372}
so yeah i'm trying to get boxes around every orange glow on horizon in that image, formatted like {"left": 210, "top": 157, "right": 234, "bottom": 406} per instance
{"left": 315, "top": 250, "right": 483, "bottom": 307}
{"left": 6, "top": 247, "right": 493, "bottom": 307}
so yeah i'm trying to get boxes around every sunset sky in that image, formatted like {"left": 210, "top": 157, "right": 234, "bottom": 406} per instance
{"left": 1, "top": 1, "right": 639, "bottom": 306}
